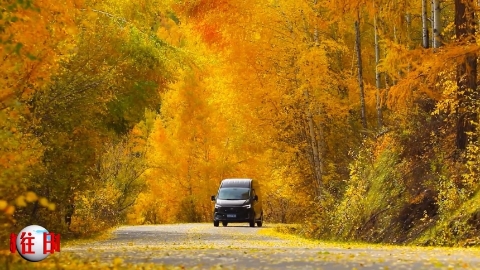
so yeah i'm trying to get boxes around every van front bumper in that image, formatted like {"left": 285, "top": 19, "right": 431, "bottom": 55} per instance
{"left": 213, "top": 206, "right": 254, "bottom": 222}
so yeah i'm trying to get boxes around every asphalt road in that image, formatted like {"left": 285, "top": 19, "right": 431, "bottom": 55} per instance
{"left": 63, "top": 223, "right": 480, "bottom": 269}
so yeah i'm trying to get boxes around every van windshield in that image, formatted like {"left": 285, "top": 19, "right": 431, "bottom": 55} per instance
{"left": 217, "top": 188, "right": 250, "bottom": 200}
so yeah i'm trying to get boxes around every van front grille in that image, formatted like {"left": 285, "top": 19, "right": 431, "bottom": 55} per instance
{"left": 218, "top": 207, "right": 245, "bottom": 213}
{"left": 216, "top": 206, "right": 250, "bottom": 219}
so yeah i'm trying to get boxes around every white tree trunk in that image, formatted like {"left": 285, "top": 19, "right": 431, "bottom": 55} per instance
{"left": 374, "top": 5, "right": 383, "bottom": 128}
{"left": 406, "top": 13, "right": 412, "bottom": 48}
{"left": 355, "top": 12, "right": 367, "bottom": 130}
{"left": 308, "top": 11, "right": 325, "bottom": 195}
{"left": 422, "top": 0, "right": 429, "bottom": 48}
{"left": 431, "top": 0, "right": 434, "bottom": 48}
{"left": 304, "top": 89, "right": 323, "bottom": 196}
{"left": 432, "top": 0, "right": 442, "bottom": 48}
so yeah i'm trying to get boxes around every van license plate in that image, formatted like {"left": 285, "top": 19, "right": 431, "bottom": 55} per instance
{"left": 227, "top": 214, "right": 236, "bottom": 218}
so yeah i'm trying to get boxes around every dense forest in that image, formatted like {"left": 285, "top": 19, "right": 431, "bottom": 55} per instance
{"left": 2, "top": 0, "right": 480, "bottom": 247}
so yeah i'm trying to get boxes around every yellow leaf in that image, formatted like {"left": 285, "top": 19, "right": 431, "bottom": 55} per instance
{"left": 47, "top": 203, "right": 56, "bottom": 211}
{"left": 15, "top": 196, "right": 27, "bottom": 207}
{"left": 0, "top": 200, "right": 7, "bottom": 210}
{"left": 39, "top": 197, "right": 49, "bottom": 207}
{"left": 113, "top": 257, "right": 123, "bottom": 266}
{"left": 5, "top": 205, "right": 15, "bottom": 215}
{"left": 25, "top": 192, "right": 38, "bottom": 202}
{"left": 66, "top": 26, "right": 77, "bottom": 35}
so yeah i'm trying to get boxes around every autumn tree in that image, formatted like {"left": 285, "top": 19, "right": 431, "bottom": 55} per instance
{"left": 2, "top": 0, "right": 185, "bottom": 237}
{"left": 0, "top": 0, "right": 78, "bottom": 240}
{"left": 454, "top": 0, "right": 477, "bottom": 151}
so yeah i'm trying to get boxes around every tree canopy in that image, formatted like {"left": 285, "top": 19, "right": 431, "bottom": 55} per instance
{"left": 2, "top": 0, "right": 480, "bottom": 247}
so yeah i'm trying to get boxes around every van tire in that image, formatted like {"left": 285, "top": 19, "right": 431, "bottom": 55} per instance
{"left": 222, "top": 222, "right": 228, "bottom": 227}
{"left": 249, "top": 220, "right": 255, "bottom": 227}
{"left": 256, "top": 213, "right": 263, "bottom": 227}
{"left": 214, "top": 221, "right": 219, "bottom": 227}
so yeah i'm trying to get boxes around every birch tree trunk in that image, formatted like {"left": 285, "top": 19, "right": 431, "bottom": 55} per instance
{"left": 374, "top": 4, "right": 383, "bottom": 128}
{"left": 296, "top": 1, "right": 325, "bottom": 197}
{"left": 313, "top": 24, "right": 325, "bottom": 193}
{"left": 304, "top": 89, "right": 323, "bottom": 195}
{"left": 431, "top": 0, "right": 435, "bottom": 48}
{"left": 422, "top": 0, "right": 429, "bottom": 48}
{"left": 406, "top": 13, "right": 412, "bottom": 49}
{"left": 355, "top": 11, "right": 367, "bottom": 130}
{"left": 432, "top": 0, "right": 442, "bottom": 48}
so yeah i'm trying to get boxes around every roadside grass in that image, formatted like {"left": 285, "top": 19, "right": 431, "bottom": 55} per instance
{"left": 414, "top": 190, "right": 480, "bottom": 247}
{"left": 259, "top": 223, "right": 391, "bottom": 248}
{"left": 261, "top": 223, "right": 480, "bottom": 253}
{"left": 61, "top": 226, "right": 118, "bottom": 247}
{"left": 260, "top": 223, "right": 480, "bottom": 269}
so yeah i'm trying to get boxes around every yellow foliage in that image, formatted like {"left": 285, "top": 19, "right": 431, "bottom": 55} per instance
{"left": 5, "top": 205, "right": 15, "bottom": 215}
{"left": 0, "top": 0, "right": 477, "bottom": 248}
{"left": 39, "top": 197, "right": 49, "bottom": 207}
{"left": 113, "top": 257, "right": 124, "bottom": 266}
{"left": 25, "top": 192, "right": 38, "bottom": 203}
{"left": 48, "top": 203, "right": 56, "bottom": 211}
{"left": 15, "top": 196, "right": 27, "bottom": 207}
{"left": 0, "top": 200, "right": 7, "bottom": 211}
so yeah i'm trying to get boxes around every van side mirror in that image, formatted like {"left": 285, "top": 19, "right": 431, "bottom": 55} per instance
{"left": 211, "top": 195, "right": 216, "bottom": 201}
{"left": 254, "top": 195, "right": 258, "bottom": 201}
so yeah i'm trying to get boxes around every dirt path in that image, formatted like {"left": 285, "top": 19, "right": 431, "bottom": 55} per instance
{"left": 62, "top": 223, "right": 480, "bottom": 269}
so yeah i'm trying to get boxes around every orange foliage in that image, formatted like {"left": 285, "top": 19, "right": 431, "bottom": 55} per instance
{"left": 2, "top": 0, "right": 479, "bottom": 247}
{"left": 194, "top": 22, "right": 223, "bottom": 45}
{"left": 0, "top": 0, "right": 79, "bottom": 107}
{"left": 0, "top": 0, "right": 80, "bottom": 219}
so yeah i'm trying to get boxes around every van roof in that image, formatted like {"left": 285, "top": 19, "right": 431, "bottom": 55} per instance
{"left": 220, "top": 178, "right": 252, "bottom": 188}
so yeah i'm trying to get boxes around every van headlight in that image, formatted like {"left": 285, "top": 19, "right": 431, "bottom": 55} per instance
{"left": 243, "top": 204, "right": 252, "bottom": 209}
{"left": 215, "top": 204, "right": 220, "bottom": 209}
